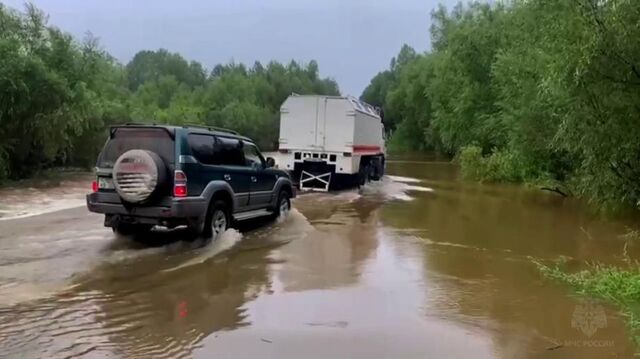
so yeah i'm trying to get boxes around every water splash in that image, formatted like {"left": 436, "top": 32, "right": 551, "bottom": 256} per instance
{"left": 405, "top": 185, "right": 435, "bottom": 193}
{"left": 360, "top": 176, "right": 434, "bottom": 201}
{"left": 246, "top": 208, "right": 314, "bottom": 246}
{"left": 161, "top": 229, "right": 243, "bottom": 273}
{"left": 386, "top": 175, "right": 423, "bottom": 183}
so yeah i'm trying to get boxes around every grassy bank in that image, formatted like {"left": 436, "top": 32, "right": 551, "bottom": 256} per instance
{"left": 535, "top": 257, "right": 640, "bottom": 349}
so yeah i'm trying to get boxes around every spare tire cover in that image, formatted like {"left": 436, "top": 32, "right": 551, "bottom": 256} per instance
{"left": 112, "top": 149, "right": 165, "bottom": 203}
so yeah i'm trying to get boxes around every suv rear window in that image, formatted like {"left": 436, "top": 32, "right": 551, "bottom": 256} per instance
{"left": 213, "top": 137, "right": 245, "bottom": 166}
{"left": 188, "top": 134, "right": 216, "bottom": 164}
{"left": 187, "top": 134, "right": 245, "bottom": 166}
{"left": 98, "top": 128, "right": 175, "bottom": 168}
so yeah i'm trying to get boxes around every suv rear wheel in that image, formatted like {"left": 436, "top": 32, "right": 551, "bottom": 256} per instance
{"left": 203, "top": 200, "right": 230, "bottom": 239}
{"left": 273, "top": 190, "right": 291, "bottom": 218}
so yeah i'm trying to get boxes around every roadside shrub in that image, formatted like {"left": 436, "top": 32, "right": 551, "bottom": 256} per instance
{"left": 458, "top": 145, "right": 527, "bottom": 182}
{"left": 458, "top": 146, "right": 485, "bottom": 180}
{"left": 386, "top": 116, "right": 427, "bottom": 154}
{"left": 483, "top": 149, "right": 526, "bottom": 182}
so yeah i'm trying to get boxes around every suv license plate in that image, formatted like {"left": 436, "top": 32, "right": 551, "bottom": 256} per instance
{"left": 98, "top": 177, "right": 114, "bottom": 189}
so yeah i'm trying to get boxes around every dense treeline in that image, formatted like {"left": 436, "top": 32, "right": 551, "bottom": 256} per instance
{"left": 0, "top": 4, "right": 339, "bottom": 180}
{"left": 362, "top": 1, "right": 640, "bottom": 210}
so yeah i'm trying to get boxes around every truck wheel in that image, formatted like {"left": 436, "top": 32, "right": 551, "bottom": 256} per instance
{"left": 358, "top": 163, "right": 371, "bottom": 187}
{"left": 371, "top": 156, "right": 384, "bottom": 181}
{"left": 273, "top": 190, "right": 291, "bottom": 218}
{"left": 113, "top": 223, "right": 153, "bottom": 236}
{"left": 203, "top": 200, "right": 230, "bottom": 239}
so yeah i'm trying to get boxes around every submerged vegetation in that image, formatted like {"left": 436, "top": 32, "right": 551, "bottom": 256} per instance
{"left": 0, "top": 4, "right": 339, "bottom": 181}
{"left": 362, "top": 0, "right": 640, "bottom": 211}
{"left": 536, "top": 259, "right": 640, "bottom": 348}
{"left": 535, "top": 230, "right": 640, "bottom": 350}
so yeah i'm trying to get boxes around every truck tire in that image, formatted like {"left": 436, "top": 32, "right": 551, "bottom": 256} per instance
{"left": 202, "top": 200, "right": 230, "bottom": 239}
{"left": 370, "top": 156, "right": 385, "bottom": 181}
{"left": 358, "top": 163, "right": 371, "bottom": 187}
{"left": 112, "top": 149, "right": 167, "bottom": 203}
{"left": 273, "top": 190, "right": 291, "bottom": 218}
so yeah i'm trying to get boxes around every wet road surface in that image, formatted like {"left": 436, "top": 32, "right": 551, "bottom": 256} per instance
{"left": 0, "top": 162, "right": 638, "bottom": 358}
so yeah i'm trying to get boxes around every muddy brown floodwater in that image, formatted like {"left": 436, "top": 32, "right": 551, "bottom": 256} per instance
{"left": 0, "top": 161, "right": 639, "bottom": 358}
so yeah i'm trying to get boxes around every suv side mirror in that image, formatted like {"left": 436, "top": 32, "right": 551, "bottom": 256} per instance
{"left": 266, "top": 157, "right": 276, "bottom": 168}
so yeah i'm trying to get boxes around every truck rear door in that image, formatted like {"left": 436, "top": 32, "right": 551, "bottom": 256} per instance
{"left": 280, "top": 96, "right": 323, "bottom": 151}
{"left": 322, "top": 98, "right": 354, "bottom": 153}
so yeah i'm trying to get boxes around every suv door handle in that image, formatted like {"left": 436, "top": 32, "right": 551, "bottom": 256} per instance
{"left": 224, "top": 174, "right": 231, "bottom": 181}
{"left": 251, "top": 176, "right": 257, "bottom": 183}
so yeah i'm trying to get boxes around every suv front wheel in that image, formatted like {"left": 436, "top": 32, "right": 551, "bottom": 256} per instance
{"left": 203, "top": 200, "right": 230, "bottom": 239}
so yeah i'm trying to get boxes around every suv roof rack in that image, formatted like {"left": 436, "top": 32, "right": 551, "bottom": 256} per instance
{"left": 109, "top": 123, "right": 174, "bottom": 138}
{"left": 116, "top": 122, "right": 238, "bottom": 135}
{"left": 183, "top": 124, "right": 239, "bottom": 135}
{"left": 123, "top": 122, "right": 156, "bottom": 126}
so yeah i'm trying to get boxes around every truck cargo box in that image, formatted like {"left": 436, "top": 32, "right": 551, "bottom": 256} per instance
{"left": 279, "top": 95, "right": 384, "bottom": 155}
{"left": 278, "top": 95, "right": 385, "bottom": 191}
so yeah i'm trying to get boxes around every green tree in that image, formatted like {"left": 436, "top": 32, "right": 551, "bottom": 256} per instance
{"left": 126, "top": 49, "right": 206, "bottom": 91}
{"left": 362, "top": 0, "right": 640, "bottom": 210}
{"left": 0, "top": 3, "right": 340, "bottom": 181}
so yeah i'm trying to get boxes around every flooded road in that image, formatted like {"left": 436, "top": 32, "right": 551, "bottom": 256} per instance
{"left": 0, "top": 161, "right": 638, "bottom": 358}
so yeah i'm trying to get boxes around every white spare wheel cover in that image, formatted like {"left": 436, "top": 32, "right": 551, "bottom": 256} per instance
{"left": 113, "top": 149, "right": 160, "bottom": 203}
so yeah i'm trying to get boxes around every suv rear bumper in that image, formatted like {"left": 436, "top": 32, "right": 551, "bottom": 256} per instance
{"left": 86, "top": 192, "right": 207, "bottom": 226}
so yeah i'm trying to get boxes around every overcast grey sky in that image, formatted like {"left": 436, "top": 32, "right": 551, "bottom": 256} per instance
{"left": 3, "top": 0, "right": 457, "bottom": 96}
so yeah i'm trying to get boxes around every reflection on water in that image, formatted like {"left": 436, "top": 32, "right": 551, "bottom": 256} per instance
{"left": 0, "top": 160, "right": 638, "bottom": 358}
{"left": 383, "top": 161, "right": 639, "bottom": 358}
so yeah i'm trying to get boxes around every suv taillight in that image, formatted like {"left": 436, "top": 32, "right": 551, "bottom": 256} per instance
{"left": 174, "top": 170, "right": 187, "bottom": 197}
{"left": 92, "top": 180, "right": 98, "bottom": 193}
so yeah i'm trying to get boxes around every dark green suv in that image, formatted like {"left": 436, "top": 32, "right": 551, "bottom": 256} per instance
{"left": 86, "top": 124, "right": 295, "bottom": 237}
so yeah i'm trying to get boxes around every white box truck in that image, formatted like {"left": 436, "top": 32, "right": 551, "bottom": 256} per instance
{"left": 277, "top": 94, "right": 386, "bottom": 191}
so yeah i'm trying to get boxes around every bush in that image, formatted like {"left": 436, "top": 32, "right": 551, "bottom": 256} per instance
{"left": 458, "top": 145, "right": 528, "bottom": 183}
{"left": 458, "top": 146, "right": 485, "bottom": 180}
{"left": 386, "top": 117, "right": 426, "bottom": 154}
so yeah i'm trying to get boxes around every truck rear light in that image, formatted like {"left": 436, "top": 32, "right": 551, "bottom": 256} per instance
{"left": 174, "top": 170, "right": 187, "bottom": 197}
{"left": 343, "top": 152, "right": 352, "bottom": 157}
{"left": 92, "top": 180, "right": 98, "bottom": 192}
